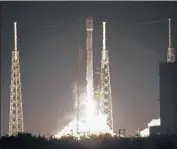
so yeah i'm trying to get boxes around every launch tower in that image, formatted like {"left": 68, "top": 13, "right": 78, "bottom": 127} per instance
{"left": 9, "top": 22, "right": 24, "bottom": 136}
{"left": 100, "top": 22, "right": 114, "bottom": 132}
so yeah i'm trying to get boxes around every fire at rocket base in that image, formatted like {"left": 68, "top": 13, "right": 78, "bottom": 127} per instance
{"left": 55, "top": 17, "right": 113, "bottom": 138}
{"left": 86, "top": 16, "right": 95, "bottom": 123}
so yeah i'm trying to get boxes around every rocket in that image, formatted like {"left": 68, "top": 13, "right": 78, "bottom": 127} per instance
{"left": 86, "top": 16, "right": 94, "bottom": 119}
{"left": 86, "top": 16, "right": 93, "bottom": 96}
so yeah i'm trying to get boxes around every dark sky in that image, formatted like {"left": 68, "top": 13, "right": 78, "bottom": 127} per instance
{"left": 1, "top": 1, "right": 177, "bottom": 136}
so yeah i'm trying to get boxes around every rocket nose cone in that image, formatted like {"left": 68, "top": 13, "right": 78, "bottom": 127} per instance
{"left": 87, "top": 16, "right": 93, "bottom": 21}
{"left": 86, "top": 16, "right": 93, "bottom": 30}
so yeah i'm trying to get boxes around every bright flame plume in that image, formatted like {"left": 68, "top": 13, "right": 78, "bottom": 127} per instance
{"left": 55, "top": 87, "right": 113, "bottom": 138}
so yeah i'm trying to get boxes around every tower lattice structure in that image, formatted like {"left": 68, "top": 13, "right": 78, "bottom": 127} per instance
{"left": 9, "top": 22, "right": 24, "bottom": 136}
{"left": 167, "top": 18, "right": 175, "bottom": 63}
{"left": 100, "top": 22, "right": 113, "bottom": 132}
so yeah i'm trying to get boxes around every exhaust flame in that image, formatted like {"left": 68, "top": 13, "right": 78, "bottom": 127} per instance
{"left": 55, "top": 88, "right": 113, "bottom": 138}
{"left": 55, "top": 18, "right": 113, "bottom": 139}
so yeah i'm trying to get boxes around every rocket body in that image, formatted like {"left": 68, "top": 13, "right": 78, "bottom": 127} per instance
{"left": 86, "top": 17, "right": 95, "bottom": 122}
{"left": 86, "top": 17, "right": 93, "bottom": 88}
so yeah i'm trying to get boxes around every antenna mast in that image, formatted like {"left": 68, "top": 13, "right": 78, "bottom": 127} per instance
{"left": 9, "top": 22, "right": 24, "bottom": 136}
{"left": 167, "top": 18, "right": 175, "bottom": 63}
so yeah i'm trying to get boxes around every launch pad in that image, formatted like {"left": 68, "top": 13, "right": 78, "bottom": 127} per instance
{"left": 55, "top": 115, "right": 113, "bottom": 138}
{"left": 55, "top": 17, "right": 114, "bottom": 139}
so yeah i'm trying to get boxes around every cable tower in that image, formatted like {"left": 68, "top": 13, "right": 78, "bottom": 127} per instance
{"left": 167, "top": 18, "right": 175, "bottom": 63}
{"left": 9, "top": 22, "right": 24, "bottom": 136}
{"left": 100, "top": 22, "right": 114, "bottom": 132}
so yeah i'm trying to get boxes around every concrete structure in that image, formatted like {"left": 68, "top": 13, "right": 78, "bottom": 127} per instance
{"left": 149, "top": 126, "right": 161, "bottom": 136}
{"left": 159, "top": 62, "right": 177, "bottom": 135}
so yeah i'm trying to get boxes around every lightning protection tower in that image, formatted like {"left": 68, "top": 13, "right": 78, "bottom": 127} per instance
{"left": 167, "top": 18, "right": 175, "bottom": 63}
{"left": 9, "top": 22, "right": 24, "bottom": 136}
{"left": 100, "top": 22, "right": 114, "bottom": 132}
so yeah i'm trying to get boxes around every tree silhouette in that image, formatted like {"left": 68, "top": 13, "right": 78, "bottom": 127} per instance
{"left": 0, "top": 133, "right": 176, "bottom": 149}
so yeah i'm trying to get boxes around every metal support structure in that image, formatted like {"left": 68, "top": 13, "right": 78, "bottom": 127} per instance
{"left": 9, "top": 22, "right": 24, "bottom": 136}
{"left": 167, "top": 18, "right": 175, "bottom": 63}
{"left": 100, "top": 22, "right": 114, "bottom": 132}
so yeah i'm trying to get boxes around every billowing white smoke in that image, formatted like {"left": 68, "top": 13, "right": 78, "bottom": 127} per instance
{"left": 140, "top": 118, "right": 161, "bottom": 137}
{"left": 55, "top": 85, "right": 113, "bottom": 138}
{"left": 55, "top": 114, "right": 112, "bottom": 138}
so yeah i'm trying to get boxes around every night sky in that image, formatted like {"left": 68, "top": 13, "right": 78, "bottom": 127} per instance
{"left": 1, "top": 2, "right": 177, "bottom": 136}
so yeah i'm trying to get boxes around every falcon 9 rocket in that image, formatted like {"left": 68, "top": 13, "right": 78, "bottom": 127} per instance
{"left": 86, "top": 16, "right": 95, "bottom": 122}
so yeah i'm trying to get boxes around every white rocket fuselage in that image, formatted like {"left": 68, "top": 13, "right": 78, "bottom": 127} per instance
{"left": 86, "top": 17, "right": 94, "bottom": 121}
{"left": 86, "top": 17, "right": 93, "bottom": 92}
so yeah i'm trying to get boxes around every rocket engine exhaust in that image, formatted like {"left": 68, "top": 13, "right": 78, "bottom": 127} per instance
{"left": 55, "top": 17, "right": 114, "bottom": 138}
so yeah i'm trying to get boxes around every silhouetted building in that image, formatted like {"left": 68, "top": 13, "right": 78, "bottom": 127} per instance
{"left": 150, "top": 126, "right": 161, "bottom": 136}
{"left": 159, "top": 62, "right": 177, "bottom": 135}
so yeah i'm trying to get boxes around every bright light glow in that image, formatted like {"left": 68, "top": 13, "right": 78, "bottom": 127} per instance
{"left": 140, "top": 118, "right": 160, "bottom": 137}
{"left": 55, "top": 87, "right": 113, "bottom": 139}
{"left": 55, "top": 114, "right": 113, "bottom": 138}
{"left": 139, "top": 128, "right": 149, "bottom": 137}
{"left": 55, "top": 19, "right": 113, "bottom": 139}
